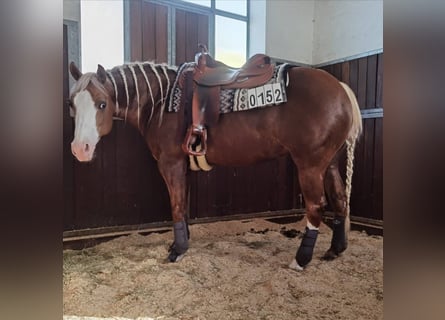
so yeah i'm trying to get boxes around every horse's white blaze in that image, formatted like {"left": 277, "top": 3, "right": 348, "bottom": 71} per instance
{"left": 72, "top": 90, "right": 99, "bottom": 159}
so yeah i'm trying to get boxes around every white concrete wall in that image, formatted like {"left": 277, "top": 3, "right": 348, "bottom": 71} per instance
{"left": 63, "top": 0, "right": 80, "bottom": 22}
{"left": 249, "top": 0, "right": 266, "bottom": 56}
{"left": 312, "top": 0, "right": 383, "bottom": 65}
{"left": 257, "top": 0, "right": 383, "bottom": 65}
{"left": 265, "top": 0, "right": 314, "bottom": 64}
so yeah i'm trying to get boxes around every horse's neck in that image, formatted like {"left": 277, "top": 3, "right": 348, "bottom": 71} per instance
{"left": 108, "top": 62, "right": 176, "bottom": 132}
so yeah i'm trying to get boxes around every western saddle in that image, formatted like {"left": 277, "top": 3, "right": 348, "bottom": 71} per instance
{"left": 182, "top": 45, "right": 275, "bottom": 156}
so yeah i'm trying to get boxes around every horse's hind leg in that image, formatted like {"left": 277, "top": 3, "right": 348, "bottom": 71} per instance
{"left": 289, "top": 162, "right": 328, "bottom": 271}
{"left": 323, "top": 154, "right": 348, "bottom": 260}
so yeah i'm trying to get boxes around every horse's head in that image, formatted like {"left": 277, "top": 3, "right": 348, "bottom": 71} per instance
{"left": 68, "top": 62, "right": 115, "bottom": 162}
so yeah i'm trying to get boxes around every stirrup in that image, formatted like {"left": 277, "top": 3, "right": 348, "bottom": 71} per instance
{"left": 182, "top": 125, "right": 207, "bottom": 156}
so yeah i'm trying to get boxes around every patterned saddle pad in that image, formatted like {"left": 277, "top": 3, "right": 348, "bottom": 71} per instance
{"left": 167, "top": 63, "right": 292, "bottom": 114}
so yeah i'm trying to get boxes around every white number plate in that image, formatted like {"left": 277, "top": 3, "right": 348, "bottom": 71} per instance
{"left": 247, "top": 83, "right": 286, "bottom": 109}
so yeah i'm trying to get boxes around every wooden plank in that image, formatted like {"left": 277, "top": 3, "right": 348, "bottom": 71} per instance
{"left": 142, "top": 1, "right": 156, "bottom": 61}
{"left": 350, "top": 117, "right": 365, "bottom": 216}
{"left": 137, "top": 138, "right": 171, "bottom": 224}
{"left": 73, "top": 144, "right": 104, "bottom": 229}
{"left": 205, "top": 167, "right": 218, "bottom": 216}
{"left": 100, "top": 125, "right": 118, "bottom": 225}
{"left": 376, "top": 53, "right": 383, "bottom": 108}
{"left": 114, "top": 123, "right": 143, "bottom": 225}
{"left": 213, "top": 167, "right": 232, "bottom": 216}
{"left": 197, "top": 171, "right": 209, "bottom": 217}
{"left": 129, "top": 0, "right": 142, "bottom": 61}
{"left": 63, "top": 24, "right": 75, "bottom": 230}
{"left": 341, "top": 61, "right": 350, "bottom": 84}
{"left": 197, "top": 13, "right": 209, "bottom": 50}
{"left": 155, "top": 4, "right": 168, "bottom": 63}
{"left": 175, "top": 9, "right": 187, "bottom": 65}
{"left": 362, "top": 119, "right": 375, "bottom": 212}
{"left": 366, "top": 54, "right": 377, "bottom": 109}
{"left": 349, "top": 59, "right": 358, "bottom": 100}
{"left": 372, "top": 117, "right": 383, "bottom": 220}
{"left": 274, "top": 156, "right": 294, "bottom": 211}
{"left": 357, "top": 57, "right": 368, "bottom": 109}
{"left": 185, "top": 11, "right": 199, "bottom": 61}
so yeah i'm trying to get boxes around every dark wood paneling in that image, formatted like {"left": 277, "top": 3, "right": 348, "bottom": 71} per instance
{"left": 155, "top": 4, "right": 168, "bottom": 62}
{"left": 175, "top": 9, "right": 209, "bottom": 65}
{"left": 366, "top": 54, "right": 377, "bottom": 108}
{"left": 142, "top": 1, "right": 156, "bottom": 61}
{"left": 189, "top": 156, "right": 294, "bottom": 219}
{"left": 63, "top": 24, "right": 75, "bottom": 229}
{"left": 175, "top": 9, "right": 187, "bottom": 64}
{"left": 373, "top": 117, "right": 383, "bottom": 219}
{"left": 129, "top": 0, "right": 142, "bottom": 61}
{"left": 341, "top": 61, "right": 350, "bottom": 83}
{"left": 320, "top": 53, "right": 383, "bottom": 221}
{"left": 357, "top": 57, "right": 368, "bottom": 109}
{"left": 376, "top": 54, "right": 383, "bottom": 108}
{"left": 349, "top": 59, "right": 358, "bottom": 99}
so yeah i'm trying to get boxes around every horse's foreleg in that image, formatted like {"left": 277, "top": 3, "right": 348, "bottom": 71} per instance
{"left": 323, "top": 161, "right": 348, "bottom": 260}
{"left": 157, "top": 158, "right": 189, "bottom": 262}
{"left": 289, "top": 165, "right": 327, "bottom": 271}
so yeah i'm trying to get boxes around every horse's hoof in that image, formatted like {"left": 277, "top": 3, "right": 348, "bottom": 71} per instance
{"left": 167, "top": 249, "right": 185, "bottom": 263}
{"left": 288, "top": 258, "right": 304, "bottom": 271}
{"left": 322, "top": 249, "right": 339, "bottom": 260}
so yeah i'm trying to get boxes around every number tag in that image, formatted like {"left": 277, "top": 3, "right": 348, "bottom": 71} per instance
{"left": 272, "top": 83, "right": 283, "bottom": 103}
{"left": 247, "top": 88, "right": 257, "bottom": 108}
{"left": 264, "top": 84, "right": 275, "bottom": 104}
{"left": 246, "top": 83, "right": 286, "bottom": 109}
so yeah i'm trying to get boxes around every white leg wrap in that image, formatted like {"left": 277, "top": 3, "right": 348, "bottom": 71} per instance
{"left": 307, "top": 221, "right": 319, "bottom": 231}
{"left": 289, "top": 258, "right": 304, "bottom": 271}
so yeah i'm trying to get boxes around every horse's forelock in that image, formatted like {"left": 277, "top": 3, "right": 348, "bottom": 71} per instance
{"left": 70, "top": 72, "right": 108, "bottom": 97}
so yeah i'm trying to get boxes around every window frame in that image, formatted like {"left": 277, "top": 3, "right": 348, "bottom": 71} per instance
{"left": 124, "top": 0, "right": 250, "bottom": 64}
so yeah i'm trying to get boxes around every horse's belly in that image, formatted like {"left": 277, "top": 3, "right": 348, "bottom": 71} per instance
{"left": 205, "top": 118, "right": 287, "bottom": 166}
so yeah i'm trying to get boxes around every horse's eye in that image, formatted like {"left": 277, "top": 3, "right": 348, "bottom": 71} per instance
{"left": 98, "top": 102, "right": 106, "bottom": 110}
{"left": 66, "top": 99, "right": 73, "bottom": 108}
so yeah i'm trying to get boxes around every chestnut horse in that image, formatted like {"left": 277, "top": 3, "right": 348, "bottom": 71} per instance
{"left": 68, "top": 59, "right": 361, "bottom": 271}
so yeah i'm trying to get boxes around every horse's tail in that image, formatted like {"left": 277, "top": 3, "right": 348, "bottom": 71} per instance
{"left": 339, "top": 82, "right": 362, "bottom": 232}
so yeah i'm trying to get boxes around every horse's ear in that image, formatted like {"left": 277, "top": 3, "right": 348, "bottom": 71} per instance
{"left": 69, "top": 62, "right": 82, "bottom": 81}
{"left": 96, "top": 64, "right": 107, "bottom": 84}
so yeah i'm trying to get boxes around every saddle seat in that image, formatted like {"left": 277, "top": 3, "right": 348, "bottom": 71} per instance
{"left": 194, "top": 52, "right": 274, "bottom": 89}
{"left": 182, "top": 45, "right": 275, "bottom": 157}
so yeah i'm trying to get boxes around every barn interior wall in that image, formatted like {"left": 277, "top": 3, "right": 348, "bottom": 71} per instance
{"left": 265, "top": 0, "right": 314, "bottom": 65}
{"left": 312, "top": 0, "right": 383, "bottom": 65}
{"left": 261, "top": 0, "right": 382, "bottom": 65}
{"left": 63, "top": 0, "right": 80, "bottom": 22}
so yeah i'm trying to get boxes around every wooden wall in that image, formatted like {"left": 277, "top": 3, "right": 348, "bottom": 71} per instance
{"left": 63, "top": 1, "right": 382, "bottom": 233}
{"left": 319, "top": 53, "right": 383, "bottom": 221}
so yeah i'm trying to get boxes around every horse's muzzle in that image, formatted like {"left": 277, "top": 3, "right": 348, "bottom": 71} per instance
{"left": 71, "top": 141, "right": 95, "bottom": 162}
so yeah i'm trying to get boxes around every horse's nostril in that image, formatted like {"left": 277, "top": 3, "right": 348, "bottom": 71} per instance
{"left": 85, "top": 144, "right": 89, "bottom": 152}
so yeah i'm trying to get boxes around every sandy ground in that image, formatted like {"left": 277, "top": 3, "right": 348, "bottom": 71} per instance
{"left": 63, "top": 217, "right": 383, "bottom": 320}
